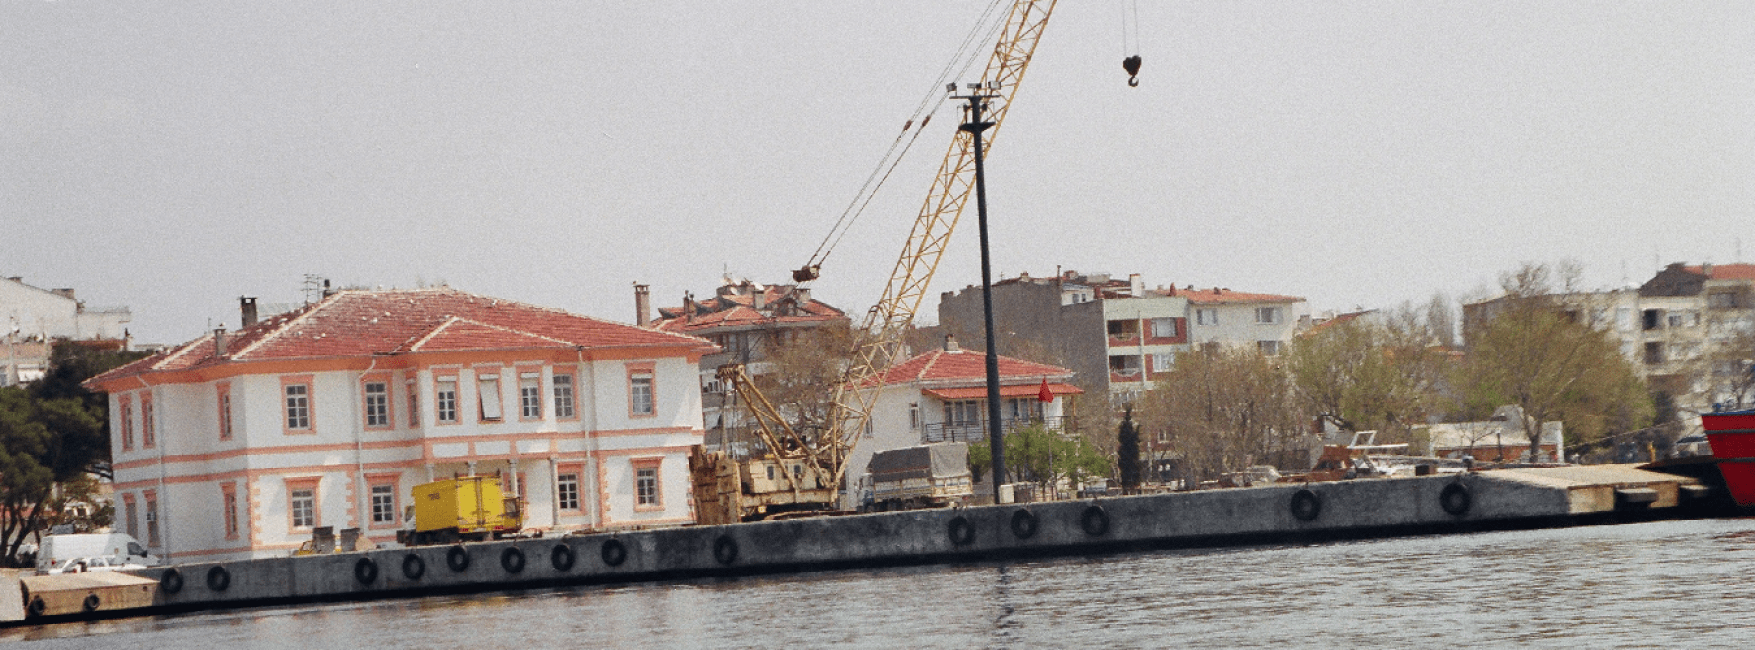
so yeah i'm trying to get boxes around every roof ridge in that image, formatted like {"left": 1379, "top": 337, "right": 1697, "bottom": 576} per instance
{"left": 412, "top": 316, "right": 579, "bottom": 351}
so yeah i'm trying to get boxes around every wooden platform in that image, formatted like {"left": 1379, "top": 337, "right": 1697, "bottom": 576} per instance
{"left": 16, "top": 571, "right": 157, "bottom": 620}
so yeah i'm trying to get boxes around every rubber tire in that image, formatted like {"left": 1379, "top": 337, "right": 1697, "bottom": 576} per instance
{"left": 206, "top": 565, "right": 231, "bottom": 592}
{"left": 1440, "top": 483, "right": 1473, "bottom": 516}
{"left": 161, "top": 568, "right": 184, "bottom": 594}
{"left": 947, "top": 515, "right": 975, "bottom": 546}
{"left": 1010, "top": 509, "right": 1039, "bottom": 540}
{"left": 26, "top": 596, "right": 44, "bottom": 618}
{"left": 712, "top": 535, "right": 739, "bottom": 566}
{"left": 601, "top": 539, "right": 627, "bottom": 567}
{"left": 551, "top": 544, "right": 577, "bottom": 572}
{"left": 402, "top": 553, "right": 426, "bottom": 580}
{"left": 354, "top": 557, "right": 379, "bottom": 585}
{"left": 83, "top": 593, "right": 100, "bottom": 613}
{"left": 1080, "top": 505, "right": 1111, "bottom": 537}
{"left": 446, "top": 545, "right": 470, "bottom": 573}
{"left": 500, "top": 547, "right": 526, "bottom": 574}
{"left": 1291, "top": 489, "right": 1322, "bottom": 522}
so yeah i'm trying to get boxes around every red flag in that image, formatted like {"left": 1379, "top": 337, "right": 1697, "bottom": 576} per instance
{"left": 1037, "top": 377, "right": 1054, "bottom": 403}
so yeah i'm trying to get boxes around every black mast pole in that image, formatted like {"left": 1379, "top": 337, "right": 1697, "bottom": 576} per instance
{"left": 956, "top": 83, "right": 1005, "bottom": 504}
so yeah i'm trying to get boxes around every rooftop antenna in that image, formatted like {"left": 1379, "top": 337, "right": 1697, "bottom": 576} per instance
{"left": 302, "top": 274, "right": 328, "bottom": 305}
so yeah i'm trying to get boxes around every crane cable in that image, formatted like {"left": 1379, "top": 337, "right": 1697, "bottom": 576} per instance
{"left": 800, "top": 0, "right": 1012, "bottom": 279}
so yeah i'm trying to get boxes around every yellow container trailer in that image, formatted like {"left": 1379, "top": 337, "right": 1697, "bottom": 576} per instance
{"left": 400, "top": 475, "right": 523, "bottom": 545}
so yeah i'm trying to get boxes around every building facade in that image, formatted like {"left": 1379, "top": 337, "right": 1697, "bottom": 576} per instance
{"left": 2, "top": 275, "right": 133, "bottom": 386}
{"left": 85, "top": 288, "right": 715, "bottom": 563}
{"left": 851, "top": 337, "right": 1081, "bottom": 507}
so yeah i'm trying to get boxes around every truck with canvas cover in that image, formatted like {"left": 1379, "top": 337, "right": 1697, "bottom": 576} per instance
{"left": 864, "top": 442, "right": 973, "bottom": 511}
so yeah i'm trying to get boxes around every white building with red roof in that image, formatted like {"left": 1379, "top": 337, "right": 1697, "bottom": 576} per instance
{"left": 84, "top": 288, "right": 716, "bottom": 562}
{"left": 1177, "top": 285, "right": 1307, "bottom": 356}
{"left": 849, "top": 336, "right": 1081, "bottom": 507}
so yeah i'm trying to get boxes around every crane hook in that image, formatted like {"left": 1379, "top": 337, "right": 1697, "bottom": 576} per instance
{"left": 1122, "top": 55, "right": 1142, "bottom": 87}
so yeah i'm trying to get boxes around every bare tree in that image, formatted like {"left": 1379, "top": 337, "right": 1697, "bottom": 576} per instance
{"left": 1138, "top": 347, "right": 1307, "bottom": 486}
{"left": 1287, "top": 313, "right": 1447, "bottom": 445}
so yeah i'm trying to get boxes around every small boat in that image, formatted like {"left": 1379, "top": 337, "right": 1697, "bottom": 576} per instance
{"left": 1701, "top": 408, "right": 1755, "bottom": 506}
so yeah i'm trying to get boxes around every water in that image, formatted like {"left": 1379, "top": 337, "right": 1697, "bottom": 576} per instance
{"left": 9, "top": 518, "right": 1755, "bottom": 649}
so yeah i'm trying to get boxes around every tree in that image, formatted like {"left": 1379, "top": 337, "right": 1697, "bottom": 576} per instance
{"left": 1116, "top": 405, "right": 1141, "bottom": 491}
{"left": 969, "top": 423, "right": 1110, "bottom": 497}
{"left": 747, "top": 323, "right": 855, "bottom": 441}
{"left": 1287, "top": 313, "right": 1447, "bottom": 444}
{"left": 1708, "top": 324, "right": 1755, "bottom": 409}
{"left": 1458, "top": 262, "right": 1653, "bottom": 461}
{"left": 1138, "top": 347, "right": 1307, "bottom": 487}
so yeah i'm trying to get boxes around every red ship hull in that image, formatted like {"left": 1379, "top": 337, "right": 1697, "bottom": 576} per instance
{"left": 1703, "top": 411, "right": 1755, "bottom": 506}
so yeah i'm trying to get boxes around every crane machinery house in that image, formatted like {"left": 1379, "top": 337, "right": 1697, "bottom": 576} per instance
{"left": 84, "top": 288, "right": 716, "bottom": 562}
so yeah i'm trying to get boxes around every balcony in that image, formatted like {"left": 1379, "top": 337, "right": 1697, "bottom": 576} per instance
{"left": 920, "top": 415, "right": 1078, "bottom": 445}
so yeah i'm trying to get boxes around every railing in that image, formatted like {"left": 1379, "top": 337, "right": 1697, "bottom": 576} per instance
{"left": 920, "top": 415, "right": 1078, "bottom": 444}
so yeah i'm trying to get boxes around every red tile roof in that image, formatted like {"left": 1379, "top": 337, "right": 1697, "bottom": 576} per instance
{"left": 1688, "top": 263, "right": 1755, "bottom": 282}
{"left": 650, "top": 284, "right": 846, "bottom": 334}
{"left": 924, "top": 383, "right": 1083, "bottom": 400}
{"left": 88, "top": 288, "right": 713, "bottom": 386}
{"left": 876, "top": 349, "right": 1075, "bottom": 386}
{"left": 1167, "top": 287, "right": 1303, "bottom": 304}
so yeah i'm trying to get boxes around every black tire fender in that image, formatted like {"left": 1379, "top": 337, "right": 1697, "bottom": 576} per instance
{"left": 83, "top": 593, "right": 100, "bottom": 612}
{"left": 500, "top": 546, "right": 526, "bottom": 574}
{"left": 947, "top": 515, "right": 975, "bottom": 546}
{"left": 601, "top": 539, "right": 627, "bottom": 567}
{"left": 160, "top": 567, "right": 184, "bottom": 594}
{"left": 206, "top": 565, "right": 231, "bottom": 592}
{"left": 354, "top": 557, "right": 379, "bottom": 585}
{"left": 551, "top": 544, "right": 577, "bottom": 572}
{"left": 1441, "top": 482, "right": 1473, "bottom": 516}
{"left": 1291, "top": 488, "right": 1322, "bottom": 522}
{"left": 26, "top": 596, "right": 45, "bottom": 618}
{"left": 1010, "top": 509, "right": 1039, "bottom": 540}
{"left": 401, "top": 553, "right": 426, "bottom": 580}
{"left": 1080, "top": 505, "right": 1111, "bottom": 537}
{"left": 446, "top": 545, "right": 470, "bottom": 572}
{"left": 712, "top": 535, "right": 739, "bottom": 566}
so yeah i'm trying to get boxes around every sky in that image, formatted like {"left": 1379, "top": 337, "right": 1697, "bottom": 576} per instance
{"left": 4, "top": 1, "right": 1753, "bottom": 345}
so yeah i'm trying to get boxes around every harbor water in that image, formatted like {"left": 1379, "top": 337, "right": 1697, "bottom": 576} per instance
{"left": 7, "top": 517, "right": 1754, "bottom": 649}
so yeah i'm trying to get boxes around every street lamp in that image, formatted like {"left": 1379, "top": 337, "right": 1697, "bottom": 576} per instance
{"left": 951, "top": 80, "right": 1006, "bottom": 504}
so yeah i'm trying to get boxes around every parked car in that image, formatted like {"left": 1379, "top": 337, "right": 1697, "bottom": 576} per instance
{"left": 34, "top": 533, "right": 156, "bottom": 575}
{"left": 1674, "top": 435, "right": 1712, "bottom": 458}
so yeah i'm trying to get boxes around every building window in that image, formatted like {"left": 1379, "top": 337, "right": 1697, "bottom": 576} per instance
{"left": 1257, "top": 340, "right": 1282, "bottom": 355}
{"left": 634, "top": 461, "right": 661, "bottom": 509}
{"left": 1709, "top": 292, "right": 1741, "bottom": 309}
{"left": 1150, "top": 317, "right": 1179, "bottom": 338}
{"left": 1643, "top": 309, "right": 1663, "bottom": 331}
{"left": 119, "top": 397, "right": 134, "bottom": 451}
{"left": 436, "top": 377, "right": 458, "bottom": 423}
{"left": 909, "top": 403, "right": 920, "bottom": 430}
{"left": 557, "top": 472, "right": 581, "bottom": 511}
{"left": 222, "top": 483, "right": 240, "bottom": 540}
{"left": 290, "top": 485, "right": 317, "bottom": 529}
{"left": 1255, "top": 307, "right": 1282, "bottom": 324}
{"left": 141, "top": 394, "right": 155, "bottom": 448}
{"left": 144, "top": 491, "right": 160, "bottom": 547}
{"left": 218, "top": 385, "right": 234, "bottom": 441}
{"left": 285, "top": 383, "right": 311, "bottom": 431}
{"left": 123, "top": 495, "right": 138, "bottom": 540}
{"left": 1109, "top": 355, "right": 1143, "bottom": 377}
{"left": 629, "top": 371, "right": 655, "bottom": 416}
{"left": 553, "top": 373, "right": 576, "bottom": 419}
{"left": 478, "top": 373, "right": 504, "bottom": 421}
{"left": 370, "top": 483, "right": 397, "bottom": 525}
{"left": 943, "top": 400, "right": 983, "bottom": 426}
{"left": 1151, "top": 352, "right": 1176, "bottom": 372}
{"left": 1196, "top": 308, "right": 1219, "bottom": 326}
{"left": 1645, "top": 342, "right": 1665, "bottom": 365}
{"left": 406, "top": 378, "right": 419, "bottom": 427}
{"left": 364, "top": 381, "right": 391, "bottom": 427}
{"left": 519, "top": 373, "right": 542, "bottom": 419}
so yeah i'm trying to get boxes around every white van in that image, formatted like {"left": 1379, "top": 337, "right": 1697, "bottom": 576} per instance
{"left": 34, "top": 533, "right": 157, "bottom": 575}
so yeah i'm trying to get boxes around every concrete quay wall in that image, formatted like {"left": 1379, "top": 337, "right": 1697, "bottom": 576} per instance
{"left": 33, "top": 466, "right": 1705, "bottom": 621}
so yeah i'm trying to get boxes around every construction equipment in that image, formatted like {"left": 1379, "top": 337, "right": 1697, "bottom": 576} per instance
{"left": 690, "top": 0, "right": 1059, "bottom": 523}
{"left": 397, "top": 475, "right": 523, "bottom": 545}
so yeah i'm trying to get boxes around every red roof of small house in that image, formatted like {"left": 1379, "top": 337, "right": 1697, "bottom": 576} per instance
{"left": 875, "top": 348, "right": 1076, "bottom": 386}
{"left": 87, "top": 288, "right": 714, "bottom": 387}
{"left": 1169, "top": 287, "right": 1303, "bottom": 304}
{"left": 923, "top": 383, "right": 1083, "bottom": 400}
{"left": 650, "top": 284, "right": 846, "bottom": 334}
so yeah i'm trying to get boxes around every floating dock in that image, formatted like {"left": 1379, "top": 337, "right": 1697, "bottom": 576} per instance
{"left": 1, "top": 464, "right": 1727, "bottom": 624}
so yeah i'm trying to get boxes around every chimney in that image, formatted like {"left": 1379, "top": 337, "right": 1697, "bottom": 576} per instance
{"left": 683, "top": 292, "right": 695, "bottom": 322}
{"left": 752, "top": 287, "right": 766, "bottom": 310}
{"left": 321, "top": 279, "right": 334, "bottom": 298}
{"left": 1129, "top": 273, "right": 1144, "bottom": 297}
{"left": 1703, "top": 262, "right": 1714, "bottom": 278}
{"left": 240, "top": 296, "right": 259, "bottom": 328}
{"left": 633, "top": 284, "right": 651, "bottom": 327}
{"left": 944, "top": 333, "right": 959, "bottom": 352}
{"left": 214, "top": 328, "right": 228, "bottom": 357}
